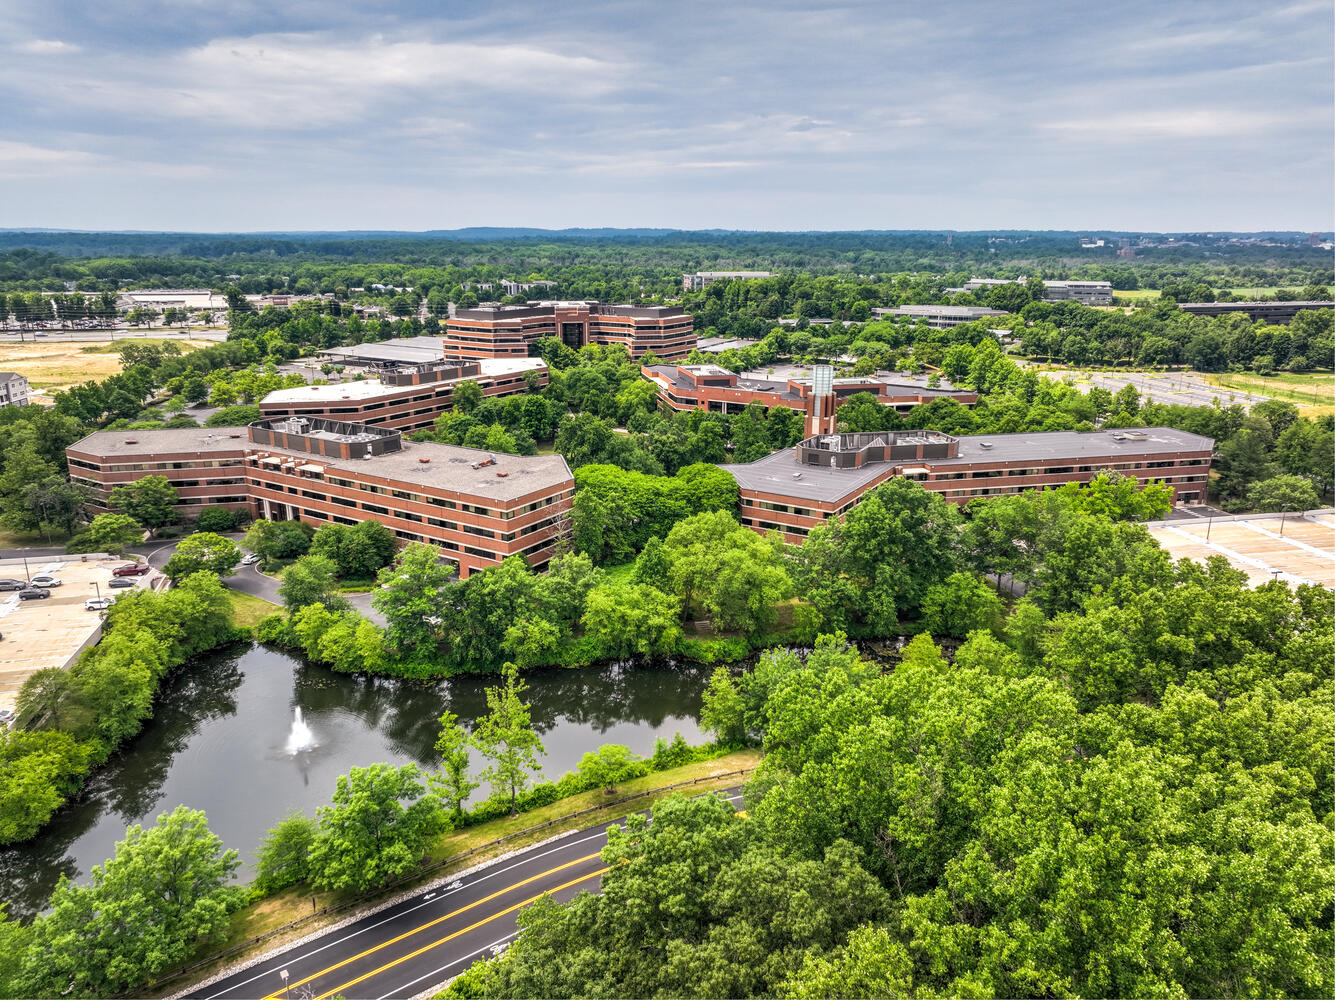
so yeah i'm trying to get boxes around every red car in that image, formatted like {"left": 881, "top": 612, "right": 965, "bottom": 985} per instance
{"left": 112, "top": 563, "right": 151, "bottom": 577}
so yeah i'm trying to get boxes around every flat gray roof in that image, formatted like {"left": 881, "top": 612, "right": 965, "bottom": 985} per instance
{"left": 260, "top": 439, "right": 573, "bottom": 502}
{"left": 70, "top": 427, "right": 251, "bottom": 457}
{"left": 721, "top": 427, "right": 1215, "bottom": 504}
{"left": 319, "top": 338, "right": 445, "bottom": 364}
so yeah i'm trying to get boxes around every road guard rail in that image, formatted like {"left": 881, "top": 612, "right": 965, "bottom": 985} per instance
{"left": 143, "top": 764, "right": 758, "bottom": 996}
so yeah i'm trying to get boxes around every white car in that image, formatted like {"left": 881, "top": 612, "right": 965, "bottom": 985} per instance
{"left": 85, "top": 597, "right": 113, "bottom": 611}
{"left": 241, "top": 553, "right": 260, "bottom": 565}
{"left": 29, "top": 575, "right": 62, "bottom": 588}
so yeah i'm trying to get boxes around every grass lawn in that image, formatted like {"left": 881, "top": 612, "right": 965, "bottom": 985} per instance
{"left": 1113, "top": 287, "right": 1296, "bottom": 303}
{"left": 157, "top": 748, "right": 760, "bottom": 997}
{"left": 1203, "top": 370, "right": 1335, "bottom": 417}
{"left": 0, "top": 527, "right": 72, "bottom": 549}
{"left": 226, "top": 589, "right": 281, "bottom": 629}
{"left": 0, "top": 339, "right": 209, "bottom": 393}
{"left": 601, "top": 560, "right": 636, "bottom": 585}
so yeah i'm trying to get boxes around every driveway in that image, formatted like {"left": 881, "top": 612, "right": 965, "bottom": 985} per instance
{"left": 138, "top": 536, "right": 386, "bottom": 626}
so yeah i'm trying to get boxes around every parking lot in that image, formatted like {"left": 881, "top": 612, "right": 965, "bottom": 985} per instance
{"left": 0, "top": 556, "right": 160, "bottom": 712}
{"left": 1031, "top": 367, "right": 1271, "bottom": 409}
{"left": 1147, "top": 510, "right": 1335, "bottom": 589}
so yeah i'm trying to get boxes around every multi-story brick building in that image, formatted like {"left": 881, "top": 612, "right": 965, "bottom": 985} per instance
{"left": 721, "top": 427, "right": 1213, "bottom": 543}
{"left": 258, "top": 358, "right": 547, "bottom": 433}
{"left": 444, "top": 302, "right": 695, "bottom": 360}
{"left": 67, "top": 418, "right": 574, "bottom": 577}
{"left": 642, "top": 363, "right": 978, "bottom": 418}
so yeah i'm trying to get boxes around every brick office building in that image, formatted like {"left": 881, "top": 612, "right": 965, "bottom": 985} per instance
{"left": 445, "top": 302, "right": 696, "bottom": 359}
{"left": 258, "top": 358, "right": 547, "bottom": 433}
{"left": 720, "top": 427, "right": 1214, "bottom": 543}
{"left": 67, "top": 418, "right": 574, "bottom": 577}
{"left": 642, "top": 363, "right": 978, "bottom": 418}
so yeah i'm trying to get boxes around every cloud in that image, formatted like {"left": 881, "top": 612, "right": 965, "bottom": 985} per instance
{"left": 0, "top": 141, "right": 212, "bottom": 180}
{"left": 1038, "top": 109, "right": 1309, "bottom": 138}
{"left": 12, "top": 39, "right": 81, "bottom": 54}
{"left": 26, "top": 32, "right": 628, "bottom": 129}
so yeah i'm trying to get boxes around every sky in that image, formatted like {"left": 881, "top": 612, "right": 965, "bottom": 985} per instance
{"left": 0, "top": 0, "right": 1331, "bottom": 232}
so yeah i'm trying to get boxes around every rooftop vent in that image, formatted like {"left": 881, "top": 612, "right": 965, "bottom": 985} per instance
{"left": 792, "top": 472, "right": 802, "bottom": 479}
{"left": 418, "top": 457, "right": 430, "bottom": 464}
{"left": 229, "top": 434, "right": 242, "bottom": 439}
{"left": 979, "top": 441, "right": 994, "bottom": 449}
{"left": 496, "top": 470, "right": 509, "bottom": 477}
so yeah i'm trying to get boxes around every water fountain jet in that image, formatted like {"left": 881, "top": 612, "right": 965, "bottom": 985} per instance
{"left": 285, "top": 706, "right": 316, "bottom": 754}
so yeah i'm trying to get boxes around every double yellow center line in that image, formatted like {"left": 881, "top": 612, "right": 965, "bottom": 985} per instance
{"left": 262, "top": 852, "right": 607, "bottom": 1000}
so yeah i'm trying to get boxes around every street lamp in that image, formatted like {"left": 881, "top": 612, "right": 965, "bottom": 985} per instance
{"left": 279, "top": 969, "right": 289, "bottom": 999}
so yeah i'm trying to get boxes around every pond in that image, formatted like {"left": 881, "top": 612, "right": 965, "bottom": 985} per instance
{"left": 0, "top": 643, "right": 711, "bottom": 919}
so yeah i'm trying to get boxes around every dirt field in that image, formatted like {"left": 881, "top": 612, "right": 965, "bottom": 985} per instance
{"left": 0, "top": 338, "right": 210, "bottom": 396}
{"left": 1147, "top": 511, "right": 1335, "bottom": 589}
{"left": 0, "top": 556, "right": 162, "bottom": 710}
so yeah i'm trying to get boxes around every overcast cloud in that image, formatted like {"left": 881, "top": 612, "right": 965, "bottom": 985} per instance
{"left": 0, "top": 0, "right": 1329, "bottom": 231}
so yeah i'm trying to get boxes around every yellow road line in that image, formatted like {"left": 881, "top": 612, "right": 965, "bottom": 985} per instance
{"left": 310, "top": 868, "right": 610, "bottom": 1000}
{"left": 261, "top": 852, "right": 603, "bottom": 999}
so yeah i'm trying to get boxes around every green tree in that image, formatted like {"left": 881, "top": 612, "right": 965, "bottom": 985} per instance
{"left": 19, "top": 806, "right": 240, "bottom": 997}
{"left": 0, "top": 729, "right": 92, "bottom": 845}
{"left": 253, "top": 813, "right": 316, "bottom": 894}
{"left": 663, "top": 510, "right": 792, "bottom": 634}
{"left": 1246, "top": 473, "right": 1320, "bottom": 513}
{"left": 919, "top": 571, "right": 1005, "bottom": 637}
{"left": 581, "top": 583, "right": 681, "bottom": 657}
{"left": 372, "top": 542, "right": 455, "bottom": 661}
{"left": 453, "top": 380, "right": 483, "bottom": 413}
{"left": 162, "top": 531, "right": 241, "bottom": 583}
{"left": 630, "top": 534, "right": 670, "bottom": 587}
{"left": 700, "top": 665, "right": 747, "bottom": 744}
{"left": 308, "top": 764, "right": 447, "bottom": 892}
{"left": 471, "top": 662, "right": 545, "bottom": 814}
{"left": 108, "top": 475, "right": 179, "bottom": 533}
{"left": 79, "top": 512, "right": 144, "bottom": 555}
{"left": 278, "top": 554, "right": 348, "bottom": 613}
{"left": 433, "top": 711, "right": 479, "bottom": 819}
{"left": 577, "top": 744, "right": 642, "bottom": 794}
{"left": 20, "top": 476, "right": 87, "bottom": 540}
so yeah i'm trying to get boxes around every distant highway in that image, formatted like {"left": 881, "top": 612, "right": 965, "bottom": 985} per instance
{"left": 188, "top": 788, "right": 744, "bottom": 1000}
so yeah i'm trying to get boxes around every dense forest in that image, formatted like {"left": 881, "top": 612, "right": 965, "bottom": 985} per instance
{"left": 0, "top": 231, "right": 1330, "bottom": 303}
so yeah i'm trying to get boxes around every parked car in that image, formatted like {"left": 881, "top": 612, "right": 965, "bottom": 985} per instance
{"left": 241, "top": 553, "right": 260, "bottom": 565}
{"left": 85, "top": 596, "right": 113, "bottom": 611}
{"left": 112, "top": 563, "right": 151, "bottom": 577}
{"left": 17, "top": 588, "right": 50, "bottom": 600}
{"left": 29, "top": 575, "right": 61, "bottom": 588}
{"left": 0, "top": 708, "right": 14, "bottom": 726}
{"left": 0, "top": 579, "right": 25, "bottom": 591}
{"left": 107, "top": 577, "right": 136, "bottom": 589}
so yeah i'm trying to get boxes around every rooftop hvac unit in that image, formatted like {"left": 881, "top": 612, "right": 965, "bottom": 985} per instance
{"left": 979, "top": 441, "right": 994, "bottom": 449}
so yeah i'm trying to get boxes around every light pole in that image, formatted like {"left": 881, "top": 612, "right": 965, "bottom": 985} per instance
{"left": 279, "top": 969, "right": 289, "bottom": 999}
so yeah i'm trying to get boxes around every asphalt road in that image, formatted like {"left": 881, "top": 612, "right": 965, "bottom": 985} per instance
{"left": 138, "top": 537, "right": 384, "bottom": 624}
{"left": 189, "top": 788, "right": 743, "bottom": 1000}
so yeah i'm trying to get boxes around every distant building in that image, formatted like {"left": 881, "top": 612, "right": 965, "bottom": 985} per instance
{"left": 1041, "top": 280, "right": 1114, "bottom": 306}
{"left": 1177, "top": 301, "right": 1333, "bottom": 324}
{"left": 872, "top": 305, "right": 1009, "bottom": 328}
{"left": 318, "top": 336, "right": 450, "bottom": 367}
{"left": 642, "top": 363, "right": 977, "bottom": 419}
{"left": 259, "top": 358, "right": 547, "bottom": 433}
{"left": 682, "top": 271, "right": 774, "bottom": 292}
{"left": 117, "top": 289, "right": 228, "bottom": 311}
{"left": 1117, "top": 247, "right": 1136, "bottom": 259}
{"left": 1309, "top": 233, "right": 1322, "bottom": 247}
{"left": 500, "top": 280, "right": 558, "bottom": 297}
{"left": 445, "top": 302, "right": 695, "bottom": 360}
{"left": 944, "top": 278, "right": 1114, "bottom": 306}
{"left": 721, "top": 427, "right": 1214, "bottom": 543}
{"left": 0, "top": 373, "right": 29, "bottom": 407}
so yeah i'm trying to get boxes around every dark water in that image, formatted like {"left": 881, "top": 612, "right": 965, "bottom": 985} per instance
{"left": 0, "top": 644, "right": 710, "bottom": 919}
